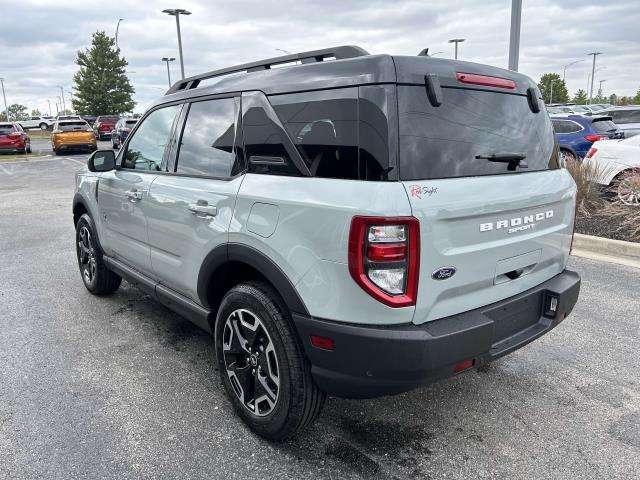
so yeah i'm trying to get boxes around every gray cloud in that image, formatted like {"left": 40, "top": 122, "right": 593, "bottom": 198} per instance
{"left": 0, "top": 0, "right": 638, "bottom": 115}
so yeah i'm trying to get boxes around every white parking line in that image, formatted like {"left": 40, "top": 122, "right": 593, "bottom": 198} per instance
{"left": 64, "top": 157, "right": 86, "bottom": 165}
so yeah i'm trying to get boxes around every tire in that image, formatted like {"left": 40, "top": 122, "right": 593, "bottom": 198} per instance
{"left": 39, "top": 123, "right": 48, "bottom": 130}
{"left": 53, "top": 148, "right": 61, "bottom": 156}
{"left": 215, "top": 282, "right": 325, "bottom": 440}
{"left": 75, "top": 213, "right": 122, "bottom": 295}
{"left": 559, "top": 149, "right": 577, "bottom": 167}
{"left": 612, "top": 172, "right": 640, "bottom": 206}
{"left": 26, "top": 144, "right": 32, "bottom": 154}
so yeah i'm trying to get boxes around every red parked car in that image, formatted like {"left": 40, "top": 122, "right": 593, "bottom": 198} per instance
{"left": 0, "top": 123, "right": 31, "bottom": 154}
{"left": 93, "top": 115, "right": 119, "bottom": 141}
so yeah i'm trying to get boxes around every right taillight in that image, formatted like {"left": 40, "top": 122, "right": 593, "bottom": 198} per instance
{"left": 586, "top": 147, "right": 597, "bottom": 159}
{"left": 584, "top": 134, "right": 607, "bottom": 143}
{"left": 348, "top": 216, "right": 420, "bottom": 307}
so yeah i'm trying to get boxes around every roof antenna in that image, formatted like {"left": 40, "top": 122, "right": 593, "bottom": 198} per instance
{"left": 418, "top": 48, "right": 429, "bottom": 56}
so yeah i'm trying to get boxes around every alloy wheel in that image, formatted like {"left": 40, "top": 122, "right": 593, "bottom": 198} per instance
{"left": 77, "top": 226, "right": 97, "bottom": 284}
{"left": 222, "top": 309, "right": 280, "bottom": 417}
{"left": 617, "top": 177, "right": 640, "bottom": 206}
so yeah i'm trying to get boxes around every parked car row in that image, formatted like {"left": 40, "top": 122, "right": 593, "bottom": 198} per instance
{"left": 551, "top": 114, "right": 623, "bottom": 163}
{"left": 0, "top": 123, "right": 31, "bottom": 153}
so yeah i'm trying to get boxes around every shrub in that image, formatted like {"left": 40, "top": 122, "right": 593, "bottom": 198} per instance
{"left": 564, "top": 158, "right": 609, "bottom": 216}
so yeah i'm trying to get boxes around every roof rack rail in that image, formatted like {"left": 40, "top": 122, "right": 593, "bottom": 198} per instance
{"left": 166, "top": 45, "right": 369, "bottom": 94}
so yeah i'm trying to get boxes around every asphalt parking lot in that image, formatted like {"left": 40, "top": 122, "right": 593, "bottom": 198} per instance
{"left": 0, "top": 156, "right": 639, "bottom": 479}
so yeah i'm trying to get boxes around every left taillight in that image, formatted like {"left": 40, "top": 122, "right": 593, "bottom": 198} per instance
{"left": 585, "top": 147, "right": 598, "bottom": 158}
{"left": 348, "top": 216, "right": 420, "bottom": 308}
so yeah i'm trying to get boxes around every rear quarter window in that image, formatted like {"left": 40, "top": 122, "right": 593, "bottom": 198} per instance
{"left": 398, "top": 86, "right": 558, "bottom": 180}
{"left": 591, "top": 119, "right": 617, "bottom": 133}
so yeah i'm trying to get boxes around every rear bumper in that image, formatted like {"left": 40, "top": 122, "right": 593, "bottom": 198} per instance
{"left": 293, "top": 269, "right": 580, "bottom": 398}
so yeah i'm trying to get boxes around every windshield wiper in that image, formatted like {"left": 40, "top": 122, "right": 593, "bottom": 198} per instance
{"left": 475, "top": 152, "right": 528, "bottom": 171}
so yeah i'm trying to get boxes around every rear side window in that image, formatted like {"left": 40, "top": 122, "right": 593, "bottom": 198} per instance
{"left": 176, "top": 98, "right": 240, "bottom": 178}
{"left": 591, "top": 118, "right": 617, "bottom": 133}
{"left": 270, "top": 89, "right": 359, "bottom": 180}
{"left": 398, "top": 86, "right": 558, "bottom": 180}
{"left": 552, "top": 120, "right": 582, "bottom": 134}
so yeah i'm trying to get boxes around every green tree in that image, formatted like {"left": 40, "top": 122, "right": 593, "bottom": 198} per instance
{"left": 572, "top": 89, "right": 587, "bottom": 105}
{"left": 633, "top": 89, "right": 640, "bottom": 105}
{"left": 31, "top": 108, "right": 41, "bottom": 116}
{"left": 537, "top": 73, "right": 569, "bottom": 104}
{"left": 7, "top": 104, "right": 28, "bottom": 120}
{"left": 72, "top": 31, "right": 135, "bottom": 115}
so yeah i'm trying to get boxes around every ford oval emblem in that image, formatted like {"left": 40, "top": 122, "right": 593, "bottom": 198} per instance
{"left": 431, "top": 267, "right": 456, "bottom": 280}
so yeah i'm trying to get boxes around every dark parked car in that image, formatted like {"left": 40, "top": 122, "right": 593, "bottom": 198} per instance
{"left": 110, "top": 117, "right": 138, "bottom": 149}
{"left": 94, "top": 115, "right": 119, "bottom": 140}
{"left": 550, "top": 114, "right": 623, "bottom": 163}
{"left": 0, "top": 123, "right": 31, "bottom": 153}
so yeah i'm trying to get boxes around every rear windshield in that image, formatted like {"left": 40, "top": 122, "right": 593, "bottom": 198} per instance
{"left": 98, "top": 116, "right": 118, "bottom": 122}
{"left": 0, "top": 124, "right": 15, "bottom": 134}
{"left": 591, "top": 118, "right": 617, "bottom": 133}
{"left": 607, "top": 109, "right": 640, "bottom": 124}
{"left": 398, "top": 86, "right": 558, "bottom": 180}
{"left": 58, "top": 122, "right": 89, "bottom": 131}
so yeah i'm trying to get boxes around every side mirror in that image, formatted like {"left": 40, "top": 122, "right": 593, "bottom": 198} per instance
{"left": 87, "top": 150, "right": 116, "bottom": 172}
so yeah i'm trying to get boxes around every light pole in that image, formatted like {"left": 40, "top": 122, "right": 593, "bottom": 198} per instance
{"left": 508, "top": 0, "right": 522, "bottom": 71}
{"left": 586, "top": 66, "right": 605, "bottom": 101}
{"left": 548, "top": 79, "right": 561, "bottom": 104}
{"left": 162, "top": 9, "right": 192, "bottom": 79}
{"left": 47, "top": 99, "right": 52, "bottom": 117}
{"left": 587, "top": 52, "right": 602, "bottom": 105}
{"left": 598, "top": 79, "right": 607, "bottom": 99}
{"left": 275, "top": 48, "right": 291, "bottom": 55}
{"left": 0, "top": 78, "right": 9, "bottom": 121}
{"left": 58, "top": 86, "right": 66, "bottom": 113}
{"left": 448, "top": 38, "right": 465, "bottom": 60}
{"left": 115, "top": 18, "right": 124, "bottom": 48}
{"left": 430, "top": 51, "right": 444, "bottom": 57}
{"left": 562, "top": 59, "right": 584, "bottom": 82}
{"left": 67, "top": 91, "right": 74, "bottom": 112}
{"left": 162, "top": 57, "right": 176, "bottom": 88}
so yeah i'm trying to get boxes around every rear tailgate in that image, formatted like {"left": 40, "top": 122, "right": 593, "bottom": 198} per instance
{"left": 394, "top": 61, "right": 576, "bottom": 325}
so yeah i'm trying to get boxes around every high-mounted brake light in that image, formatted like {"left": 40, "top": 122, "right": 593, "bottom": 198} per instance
{"left": 586, "top": 147, "right": 597, "bottom": 159}
{"left": 584, "top": 134, "right": 607, "bottom": 143}
{"left": 456, "top": 72, "right": 516, "bottom": 89}
{"left": 348, "top": 216, "right": 420, "bottom": 308}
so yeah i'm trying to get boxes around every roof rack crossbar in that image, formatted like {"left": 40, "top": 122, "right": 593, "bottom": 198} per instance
{"left": 166, "top": 45, "right": 369, "bottom": 94}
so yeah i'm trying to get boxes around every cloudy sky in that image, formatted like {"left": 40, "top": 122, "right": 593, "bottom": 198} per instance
{"left": 0, "top": 0, "right": 638, "bottom": 115}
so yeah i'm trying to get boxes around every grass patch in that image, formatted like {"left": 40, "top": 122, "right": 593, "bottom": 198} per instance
{"left": 0, "top": 152, "right": 48, "bottom": 162}
{"left": 26, "top": 130, "right": 53, "bottom": 140}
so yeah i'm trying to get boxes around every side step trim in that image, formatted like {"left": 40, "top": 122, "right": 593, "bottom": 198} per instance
{"left": 103, "top": 256, "right": 213, "bottom": 334}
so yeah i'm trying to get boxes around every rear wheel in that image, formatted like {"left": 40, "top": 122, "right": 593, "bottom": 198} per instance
{"left": 75, "top": 213, "right": 122, "bottom": 295}
{"left": 215, "top": 282, "right": 325, "bottom": 440}
{"left": 615, "top": 174, "right": 640, "bottom": 206}
{"left": 559, "top": 149, "right": 577, "bottom": 167}
{"left": 39, "top": 123, "right": 48, "bottom": 130}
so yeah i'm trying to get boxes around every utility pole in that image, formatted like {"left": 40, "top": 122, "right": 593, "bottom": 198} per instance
{"left": 162, "top": 57, "right": 176, "bottom": 88}
{"left": 0, "top": 78, "right": 9, "bottom": 121}
{"left": 508, "top": 0, "right": 522, "bottom": 71}
{"left": 448, "top": 38, "right": 465, "bottom": 60}
{"left": 163, "top": 9, "right": 192, "bottom": 79}
{"left": 587, "top": 52, "right": 602, "bottom": 105}
{"left": 115, "top": 18, "right": 124, "bottom": 48}
{"left": 47, "top": 99, "right": 52, "bottom": 117}
{"left": 58, "top": 86, "right": 66, "bottom": 113}
{"left": 562, "top": 60, "right": 584, "bottom": 82}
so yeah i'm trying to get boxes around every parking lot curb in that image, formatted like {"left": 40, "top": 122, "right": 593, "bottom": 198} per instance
{"left": 572, "top": 233, "right": 640, "bottom": 269}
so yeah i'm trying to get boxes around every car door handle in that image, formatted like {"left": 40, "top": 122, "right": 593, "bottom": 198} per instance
{"left": 125, "top": 190, "right": 143, "bottom": 201}
{"left": 188, "top": 202, "right": 217, "bottom": 218}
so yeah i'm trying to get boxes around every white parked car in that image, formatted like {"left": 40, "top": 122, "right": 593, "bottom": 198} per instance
{"left": 584, "top": 135, "right": 640, "bottom": 205}
{"left": 19, "top": 116, "right": 54, "bottom": 130}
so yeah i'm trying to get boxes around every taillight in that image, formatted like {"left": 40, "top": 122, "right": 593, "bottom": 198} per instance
{"left": 348, "top": 216, "right": 420, "bottom": 307}
{"left": 456, "top": 72, "right": 516, "bottom": 89}
{"left": 586, "top": 147, "right": 597, "bottom": 159}
{"left": 584, "top": 134, "right": 607, "bottom": 143}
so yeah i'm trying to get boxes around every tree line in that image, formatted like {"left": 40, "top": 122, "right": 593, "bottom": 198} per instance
{"left": 537, "top": 72, "right": 640, "bottom": 105}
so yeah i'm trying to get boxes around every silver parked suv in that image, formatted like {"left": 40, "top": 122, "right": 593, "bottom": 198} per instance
{"left": 72, "top": 46, "right": 581, "bottom": 440}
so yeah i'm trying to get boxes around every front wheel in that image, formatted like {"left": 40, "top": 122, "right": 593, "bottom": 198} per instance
{"left": 39, "top": 123, "right": 48, "bottom": 130}
{"left": 75, "top": 213, "right": 122, "bottom": 295}
{"left": 215, "top": 282, "right": 325, "bottom": 440}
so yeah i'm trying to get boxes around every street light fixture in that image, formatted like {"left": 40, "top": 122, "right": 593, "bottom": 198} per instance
{"left": 562, "top": 59, "right": 584, "bottom": 82}
{"left": 448, "top": 38, "right": 465, "bottom": 60}
{"left": 115, "top": 18, "right": 124, "bottom": 48}
{"left": 162, "top": 9, "right": 192, "bottom": 80}
{"left": 162, "top": 57, "right": 176, "bottom": 88}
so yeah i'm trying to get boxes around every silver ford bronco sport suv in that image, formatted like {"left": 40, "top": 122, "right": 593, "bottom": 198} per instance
{"left": 73, "top": 46, "right": 581, "bottom": 440}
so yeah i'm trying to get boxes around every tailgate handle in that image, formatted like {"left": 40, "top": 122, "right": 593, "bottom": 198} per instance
{"left": 505, "top": 269, "right": 524, "bottom": 280}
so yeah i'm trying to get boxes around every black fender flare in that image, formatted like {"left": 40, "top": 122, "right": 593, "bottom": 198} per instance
{"left": 196, "top": 243, "right": 309, "bottom": 316}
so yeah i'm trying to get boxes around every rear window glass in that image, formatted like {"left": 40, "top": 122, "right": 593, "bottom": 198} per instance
{"left": 591, "top": 118, "right": 617, "bottom": 133}
{"left": 398, "top": 86, "right": 558, "bottom": 180}
{"left": 98, "top": 116, "right": 118, "bottom": 122}
{"left": 58, "top": 122, "right": 89, "bottom": 131}
{"left": 607, "top": 110, "right": 640, "bottom": 124}
{"left": 0, "top": 125, "right": 15, "bottom": 135}
{"left": 552, "top": 120, "right": 582, "bottom": 134}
